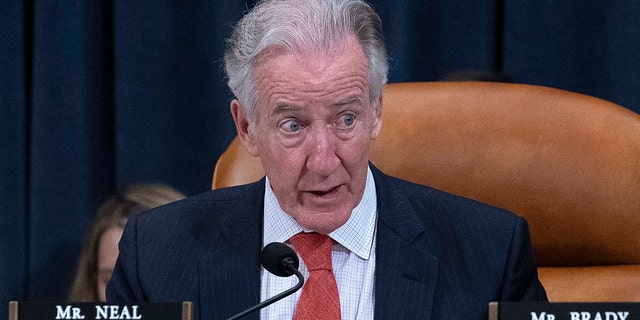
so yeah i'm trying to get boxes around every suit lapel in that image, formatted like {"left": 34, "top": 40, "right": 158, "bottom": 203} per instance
{"left": 372, "top": 166, "right": 439, "bottom": 320}
{"left": 196, "top": 181, "right": 266, "bottom": 320}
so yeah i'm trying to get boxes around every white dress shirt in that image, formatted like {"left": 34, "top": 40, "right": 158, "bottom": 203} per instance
{"left": 260, "top": 166, "right": 378, "bottom": 320}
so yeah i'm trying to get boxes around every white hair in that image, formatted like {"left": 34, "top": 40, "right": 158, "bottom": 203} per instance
{"left": 224, "top": 0, "right": 388, "bottom": 124}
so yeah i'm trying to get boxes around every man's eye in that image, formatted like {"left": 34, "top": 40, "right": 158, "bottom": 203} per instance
{"left": 338, "top": 113, "right": 356, "bottom": 127}
{"left": 281, "top": 119, "right": 301, "bottom": 132}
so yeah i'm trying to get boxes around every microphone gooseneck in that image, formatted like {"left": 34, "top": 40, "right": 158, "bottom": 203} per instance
{"left": 226, "top": 242, "right": 305, "bottom": 320}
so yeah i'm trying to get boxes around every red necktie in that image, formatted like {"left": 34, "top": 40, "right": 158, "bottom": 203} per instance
{"left": 289, "top": 232, "right": 341, "bottom": 320}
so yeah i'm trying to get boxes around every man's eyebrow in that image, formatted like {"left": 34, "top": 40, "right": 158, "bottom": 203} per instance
{"left": 335, "top": 96, "right": 364, "bottom": 107}
{"left": 270, "top": 97, "right": 364, "bottom": 116}
{"left": 271, "top": 103, "right": 300, "bottom": 116}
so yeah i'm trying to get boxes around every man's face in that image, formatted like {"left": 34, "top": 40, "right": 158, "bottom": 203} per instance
{"left": 234, "top": 35, "right": 382, "bottom": 234}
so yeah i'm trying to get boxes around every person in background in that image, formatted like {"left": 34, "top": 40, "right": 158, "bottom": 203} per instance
{"left": 68, "top": 184, "right": 185, "bottom": 302}
{"left": 107, "top": 0, "right": 547, "bottom": 318}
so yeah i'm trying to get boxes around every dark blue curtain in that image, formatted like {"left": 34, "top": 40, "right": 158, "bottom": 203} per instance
{"left": 503, "top": 1, "right": 640, "bottom": 108}
{"left": 2, "top": 0, "right": 639, "bottom": 314}
{"left": 2, "top": 0, "right": 28, "bottom": 313}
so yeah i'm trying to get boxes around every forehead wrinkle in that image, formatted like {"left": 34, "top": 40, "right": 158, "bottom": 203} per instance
{"left": 254, "top": 37, "right": 370, "bottom": 117}
{"left": 295, "top": 74, "right": 368, "bottom": 103}
{"left": 263, "top": 73, "right": 366, "bottom": 109}
{"left": 301, "top": 54, "right": 368, "bottom": 88}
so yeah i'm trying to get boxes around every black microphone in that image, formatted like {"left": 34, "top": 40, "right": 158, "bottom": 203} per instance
{"left": 226, "top": 242, "right": 305, "bottom": 320}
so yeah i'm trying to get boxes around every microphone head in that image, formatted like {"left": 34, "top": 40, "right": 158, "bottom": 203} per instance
{"left": 261, "top": 242, "right": 300, "bottom": 277}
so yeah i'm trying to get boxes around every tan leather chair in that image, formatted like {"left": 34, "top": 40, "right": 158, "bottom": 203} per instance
{"left": 212, "top": 82, "right": 640, "bottom": 302}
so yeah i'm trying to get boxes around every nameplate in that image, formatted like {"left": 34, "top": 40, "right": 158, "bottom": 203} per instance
{"left": 489, "top": 302, "right": 640, "bottom": 320}
{"left": 8, "top": 301, "right": 192, "bottom": 320}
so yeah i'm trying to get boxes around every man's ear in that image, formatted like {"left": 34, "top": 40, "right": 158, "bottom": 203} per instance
{"left": 230, "top": 99, "right": 259, "bottom": 157}
{"left": 371, "top": 95, "right": 383, "bottom": 140}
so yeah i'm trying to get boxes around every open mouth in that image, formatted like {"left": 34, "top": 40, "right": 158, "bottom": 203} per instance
{"left": 309, "top": 185, "right": 340, "bottom": 197}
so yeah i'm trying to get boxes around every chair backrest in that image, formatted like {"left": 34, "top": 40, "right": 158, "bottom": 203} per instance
{"left": 212, "top": 81, "right": 640, "bottom": 302}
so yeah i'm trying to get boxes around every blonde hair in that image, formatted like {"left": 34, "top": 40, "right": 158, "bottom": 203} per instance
{"left": 68, "top": 184, "right": 185, "bottom": 301}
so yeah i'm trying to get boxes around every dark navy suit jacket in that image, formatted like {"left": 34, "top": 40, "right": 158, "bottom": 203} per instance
{"left": 107, "top": 165, "right": 547, "bottom": 319}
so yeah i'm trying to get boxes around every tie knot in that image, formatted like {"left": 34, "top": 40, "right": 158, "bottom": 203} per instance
{"left": 289, "top": 232, "right": 333, "bottom": 271}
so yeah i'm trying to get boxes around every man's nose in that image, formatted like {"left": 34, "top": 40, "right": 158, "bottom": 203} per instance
{"left": 305, "top": 127, "right": 340, "bottom": 175}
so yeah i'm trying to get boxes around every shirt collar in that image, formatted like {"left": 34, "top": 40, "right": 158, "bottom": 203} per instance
{"left": 263, "top": 166, "right": 378, "bottom": 260}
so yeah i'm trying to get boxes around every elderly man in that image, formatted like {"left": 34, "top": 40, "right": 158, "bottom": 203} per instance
{"left": 107, "top": 0, "right": 547, "bottom": 319}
